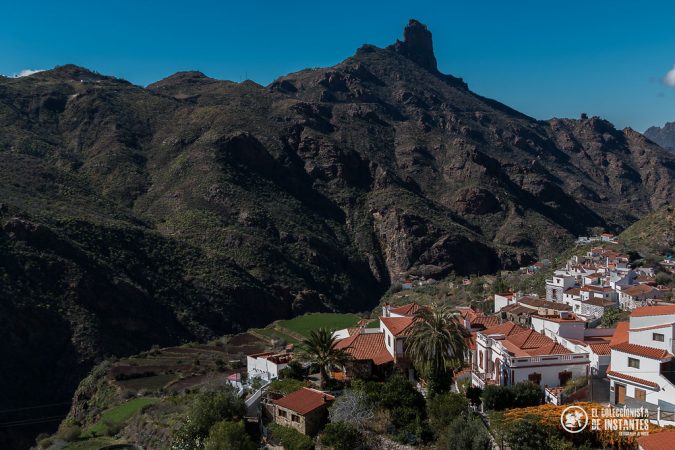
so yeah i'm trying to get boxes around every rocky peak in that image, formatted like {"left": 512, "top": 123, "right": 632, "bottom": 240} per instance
{"left": 388, "top": 19, "right": 438, "bottom": 72}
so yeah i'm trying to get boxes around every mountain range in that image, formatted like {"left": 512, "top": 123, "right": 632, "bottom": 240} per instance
{"left": 1, "top": 19, "right": 674, "bottom": 448}
{"left": 645, "top": 121, "right": 675, "bottom": 151}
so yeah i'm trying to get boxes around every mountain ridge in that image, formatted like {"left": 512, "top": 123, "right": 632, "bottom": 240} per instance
{"left": 644, "top": 121, "right": 675, "bottom": 151}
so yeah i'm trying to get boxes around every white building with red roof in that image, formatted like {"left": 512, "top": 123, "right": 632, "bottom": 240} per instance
{"left": 531, "top": 312, "right": 614, "bottom": 375}
{"left": 608, "top": 305, "right": 675, "bottom": 415}
{"left": 472, "top": 321, "right": 589, "bottom": 390}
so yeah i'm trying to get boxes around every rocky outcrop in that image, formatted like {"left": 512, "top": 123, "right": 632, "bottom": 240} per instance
{"left": 644, "top": 121, "right": 675, "bottom": 151}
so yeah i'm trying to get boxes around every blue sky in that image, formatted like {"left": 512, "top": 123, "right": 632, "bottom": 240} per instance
{"left": 2, "top": 0, "right": 674, "bottom": 131}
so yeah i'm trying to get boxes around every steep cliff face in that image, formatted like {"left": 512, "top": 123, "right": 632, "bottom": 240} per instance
{"left": 1, "top": 19, "right": 674, "bottom": 448}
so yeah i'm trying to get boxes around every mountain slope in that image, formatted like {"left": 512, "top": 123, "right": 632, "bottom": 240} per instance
{"left": 645, "top": 121, "right": 675, "bottom": 151}
{"left": 619, "top": 206, "right": 675, "bottom": 259}
{"left": 1, "top": 19, "right": 674, "bottom": 448}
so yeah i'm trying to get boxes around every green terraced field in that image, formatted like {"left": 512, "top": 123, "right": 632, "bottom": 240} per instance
{"left": 277, "top": 313, "right": 361, "bottom": 337}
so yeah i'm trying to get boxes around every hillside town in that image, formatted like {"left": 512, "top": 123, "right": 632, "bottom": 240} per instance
{"left": 227, "top": 242, "right": 675, "bottom": 448}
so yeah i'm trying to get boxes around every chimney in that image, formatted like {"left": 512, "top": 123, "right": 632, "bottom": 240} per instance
{"left": 383, "top": 302, "right": 390, "bottom": 317}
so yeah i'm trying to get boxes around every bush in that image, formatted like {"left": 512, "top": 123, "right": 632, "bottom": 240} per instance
{"left": 204, "top": 421, "right": 255, "bottom": 450}
{"left": 378, "top": 375, "right": 430, "bottom": 443}
{"left": 481, "top": 385, "right": 514, "bottom": 411}
{"left": 59, "top": 424, "right": 81, "bottom": 442}
{"left": 427, "top": 393, "right": 468, "bottom": 437}
{"left": 321, "top": 421, "right": 363, "bottom": 450}
{"left": 466, "top": 386, "right": 483, "bottom": 407}
{"left": 437, "top": 415, "right": 491, "bottom": 450}
{"left": 512, "top": 381, "right": 542, "bottom": 407}
{"left": 267, "top": 424, "right": 313, "bottom": 450}
{"left": 279, "top": 360, "right": 306, "bottom": 380}
{"left": 103, "top": 418, "right": 124, "bottom": 436}
{"left": 328, "top": 390, "right": 374, "bottom": 430}
{"left": 504, "top": 414, "right": 553, "bottom": 450}
{"left": 267, "top": 378, "right": 305, "bottom": 395}
{"left": 172, "top": 386, "right": 245, "bottom": 447}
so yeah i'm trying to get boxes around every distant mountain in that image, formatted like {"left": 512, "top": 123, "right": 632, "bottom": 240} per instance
{"left": 1, "top": 19, "right": 674, "bottom": 448}
{"left": 644, "top": 122, "right": 675, "bottom": 151}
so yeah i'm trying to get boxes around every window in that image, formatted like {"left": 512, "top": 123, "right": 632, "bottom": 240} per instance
{"left": 387, "top": 335, "right": 391, "bottom": 346}
{"left": 278, "top": 409, "right": 287, "bottom": 418}
{"left": 528, "top": 372, "right": 542, "bottom": 385}
{"left": 291, "top": 414, "right": 300, "bottom": 423}
{"left": 479, "top": 351, "right": 483, "bottom": 368}
{"left": 635, "top": 388, "right": 646, "bottom": 401}
{"left": 653, "top": 333, "right": 665, "bottom": 342}
{"left": 559, "top": 370, "right": 572, "bottom": 387}
{"left": 628, "top": 357, "right": 640, "bottom": 369}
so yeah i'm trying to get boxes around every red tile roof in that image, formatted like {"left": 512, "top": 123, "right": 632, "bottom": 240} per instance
{"left": 606, "top": 370, "right": 659, "bottom": 389}
{"left": 609, "top": 321, "right": 630, "bottom": 346}
{"left": 470, "top": 316, "right": 500, "bottom": 330}
{"left": 335, "top": 332, "right": 393, "bottom": 365}
{"left": 630, "top": 322, "right": 675, "bottom": 332}
{"left": 611, "top": 342, "right": 673, "bottom": 360}
{"left": 380, "top": 316, "right": 416, "bottom": 336}
{"left": 621, "top": 284, "right": 657, "bottom": 297}
{"left": 480, "top": 322, "right": 573, "bottom": 357}
{"left": 587, "top": 343, "right": 612, "bottom": 356}
{"left": 481, "top": 322, "right": 529, "bottom": 337}
{"left": 389, "top": 303, "right": 423, "bottom": 316}
{"left": 637, "top": 430, "right": 675, "bottom": 450}
{"left": 583, "top": 298, "right": 616, "bottom": 307}
{"left": 273, "top": 388, "right": 335, "bottom": 415}
{"left": 631, "top": 305, "right": 675, "bottom": 317}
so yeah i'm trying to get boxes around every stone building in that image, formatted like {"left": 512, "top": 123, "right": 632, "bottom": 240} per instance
{"left": 271, "top": 388, "right": 334, "bottom": 436}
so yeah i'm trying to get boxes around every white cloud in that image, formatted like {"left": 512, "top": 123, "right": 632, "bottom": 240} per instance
{"left": 664, "top": 64, "right": 675, "bottom": 87}
{"left": 15, "top": 69, "right": 45, "bottom": 77}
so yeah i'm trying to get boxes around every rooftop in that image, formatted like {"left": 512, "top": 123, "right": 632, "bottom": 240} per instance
{"left": 631, "top": 305, "right": 675, "bottom": 317}
{"left": 611, "top": 341, "right": 673, "bottom": 360}
{"left": 335, "top": 331, "right": 394, "bottom": 365}
{"left": 272, "top": 388, "right": 335, "bottom": 415}
{"left": 607, "top": 370, "right": 659, "bottom": 389}
{"left": 389, "top": 302, "right": 423, "bottom": 316}
{"left": 380, "top": 316, "right": 416, "bottom": 336}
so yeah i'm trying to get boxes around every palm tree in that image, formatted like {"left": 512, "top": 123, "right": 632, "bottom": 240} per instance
{"left": 405, "top": 304, "right": 469, "bottom": 395}
{"left": 297, "top": 327, "right": 349, "bottom": 388}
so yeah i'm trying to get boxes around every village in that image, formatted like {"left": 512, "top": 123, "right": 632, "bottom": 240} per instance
{"left": 232, "top": 237, "right": 675, "bottom": 449}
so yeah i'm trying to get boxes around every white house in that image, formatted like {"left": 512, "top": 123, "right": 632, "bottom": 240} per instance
{"left": 532, "top": 313, "right": 613, "bottom": 376}
{"left": 494, "top": 291, "right": 515, "bottom": 312}
{"left": 608, "top": 305, "right": 675, "bottom": 415}
{"left": 618, "top": 284, "right": 666, "bottom": 310}
{"left": 545, "top": 273, "right": 577, "bottom": 302}
{"left": 246, "top": 351, "right": 293, "bottom": 381}
{"left": 472, "top": 321, "right": 589, "bottom": 390}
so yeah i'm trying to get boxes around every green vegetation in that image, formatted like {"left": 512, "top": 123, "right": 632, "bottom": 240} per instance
{"left": 171, "top": 387, "right": 245, "bottom": 449}
{"left": 86, "top": 397, "right": 159, "bottom": 437}
{"left": 297, "top": 328, "right": 350, "bottom": 388}
{"left": 436, "top": 415, "right": 491, "bottom": 450}
{"left": 619, "top": 206, "right": 675, "bottom": 262}
{"left": 600, "top": 308, "right": 629, "bottom": 328}
{"left": 253, "top": 327, "right": 299, "bottom": 344}
{"left": 267, "top": 424, "right": 313, "bottom": 450}
{"left": 405, "top": 304, "right": 468, "bottom": 396}
{"left": 203, "top": 421, "right": 255, "bottom": 450}
{"left": 481, "top": 382, "right": 543, "bottom": 411}
{"left": 321, "top": 422, "right": 363, "bottom": 450}
{"left": 62, "top": 437, "right": 117, "bottom": 450}
{"left": 278, "top": 313, "right": 361, "bottom": 336}
{"left": 267, "top": 378, "right": 307, "bottom": 395}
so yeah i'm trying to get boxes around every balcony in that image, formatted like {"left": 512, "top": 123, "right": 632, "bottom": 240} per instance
{"left": 507, "top": 353, "right": 589, "bottom": 368}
